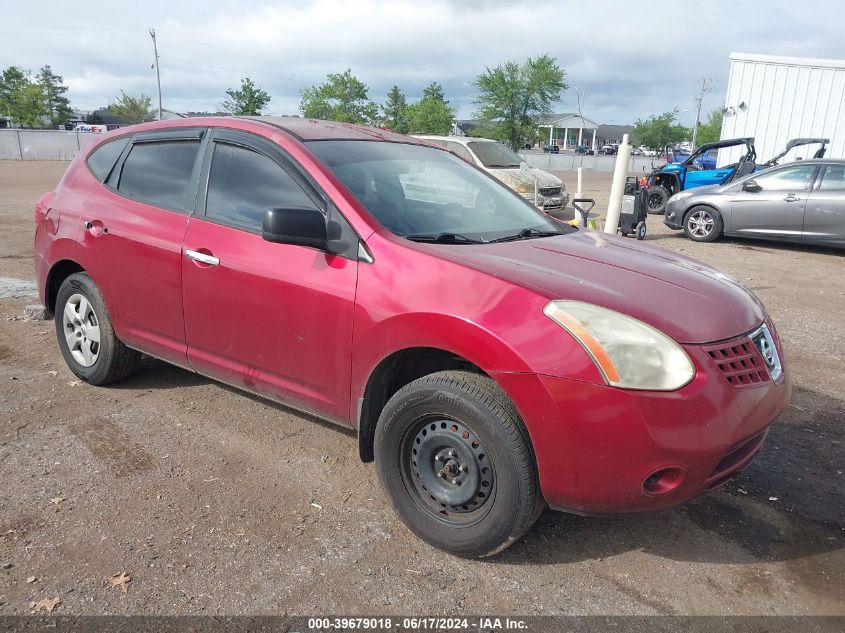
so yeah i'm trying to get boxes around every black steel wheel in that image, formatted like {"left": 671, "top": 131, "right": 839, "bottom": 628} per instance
{"left": 401, "top": 416, "right": 496, "bottom": 526}
{"left": 636, "top": 220, "right": 647, "bottom": 240}
{"left": 374, "top": 370, "right": 543, "bottom": 556}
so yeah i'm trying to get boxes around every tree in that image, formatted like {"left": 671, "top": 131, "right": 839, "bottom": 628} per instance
{"left": 381, "top": 85, "right": 408, "bottom": 133}
{"left": 107, "top": 91, "right": 153, "bottom": 124}
{"left": 694, "top": 109, "right": 722, "bottom": 145}
{"left": 406, "top": 96, "right": 455, "bottom": 135}
{"left": 37, "top": 65, "right": 73, "bottom": 126}
{"left": 299, "top": 69, "right": 379, "bottom": 124}
{"left": 0, "top": 66, "right": 47, "bottom": 127}
{"left": 422, "top": 82, "right": 446, "bottom": 103}
{"left": 222, "top": 77, "right": 270, "bottom": 115}
{"left": 632, "top": 110, "right": 690, "bottom": 153}
{"left": 473, "top": 54, "right": 566, "bottom": 150}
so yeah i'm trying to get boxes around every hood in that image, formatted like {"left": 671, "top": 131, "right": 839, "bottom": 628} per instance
{"left": 433, "top": 230, "right": 765, "bottom": 344}
{"left": 685, "top": 184, "right": 721, "bottom": 196}
{"left": 490, "top": 166, "right": 563, "bottom": 193}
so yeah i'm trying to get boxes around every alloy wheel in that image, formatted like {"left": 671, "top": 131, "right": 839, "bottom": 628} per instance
{"left": 687, "top": 209, "right": 715, "bottom": 238}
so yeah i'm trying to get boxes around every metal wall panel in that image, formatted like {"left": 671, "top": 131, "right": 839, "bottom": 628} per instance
{"left": 720, "top": 53, "right": 845, "bottom": 165}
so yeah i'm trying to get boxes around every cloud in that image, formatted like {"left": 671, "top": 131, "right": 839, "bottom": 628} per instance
{"left": 1, "top": 0, "right": 843, "bottom": 124}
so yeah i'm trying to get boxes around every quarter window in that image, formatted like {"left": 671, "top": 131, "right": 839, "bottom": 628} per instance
{"left": 753, "top": 164, "right": 816, "bottom": 191}
{"left": 117, "top": 141, "right": 200, "bottom": 210}
{"left": 205, "top": 142, "right": 316, "bottom": 232}
{"left": 87, "top": 137, "right": 129, "bottom": 181}
{"left": 818, "top": 165, "right": 845, "bottom": 191}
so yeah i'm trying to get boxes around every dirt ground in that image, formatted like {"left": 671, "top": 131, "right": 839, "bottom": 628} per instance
{"left": 0, "top": 160, "right": 842, "bottom": 616}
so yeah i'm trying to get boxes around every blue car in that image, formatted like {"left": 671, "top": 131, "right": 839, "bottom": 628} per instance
{"left": 645, "top": 138, "right": 757, "bottom": 214}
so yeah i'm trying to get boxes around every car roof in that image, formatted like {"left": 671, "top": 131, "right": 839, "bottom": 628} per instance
{"left": 413, "top": 135, "right": 496, "bottom": 145}
{"left": 241, "top": 116, "right": 423, "bottom": 142}
{"left": 105, "top": 116, "right": 429, "bottom": 144}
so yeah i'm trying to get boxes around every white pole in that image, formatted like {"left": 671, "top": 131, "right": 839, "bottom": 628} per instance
{"left": 604, "top": 133, "right": 632, "bottom": 234}
{"left": 573, "top": 166, "right": 584, "bottom": 225}
{"left": 591, "top": 128, "right": 597, "bottom": 151}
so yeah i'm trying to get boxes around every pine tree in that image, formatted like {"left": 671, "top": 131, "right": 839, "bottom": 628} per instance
{"left": 381, "top": 85, "right": 408, "bottom": 133}
{"left": 37, "top": 65, "right": 73, "bottom": 126}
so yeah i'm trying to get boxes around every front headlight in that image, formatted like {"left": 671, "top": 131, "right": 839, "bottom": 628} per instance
{"left": 543, "top": 300, "right": 695, "bottom": 391}
{"left": 668, "top": 191, "right": 694, "bottom": 203}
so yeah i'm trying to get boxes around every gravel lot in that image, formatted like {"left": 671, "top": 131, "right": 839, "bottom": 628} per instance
{"left": 0, "top": 161, "right": 842, "bottom": 616}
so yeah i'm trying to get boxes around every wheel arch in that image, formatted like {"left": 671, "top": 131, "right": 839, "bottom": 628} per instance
{"left": 357, "top": 346, "right": 489, "bottom": 463}
{"left": 45, "top": 259, "right": 86, "bottom": 314}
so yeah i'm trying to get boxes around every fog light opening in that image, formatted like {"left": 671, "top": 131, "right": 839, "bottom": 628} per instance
{"left": 642, "top": 467, "right": 685, "bottom": 496}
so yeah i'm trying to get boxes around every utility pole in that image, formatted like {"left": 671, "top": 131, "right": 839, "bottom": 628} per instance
{"left": 149, "top": 28, "right": 163, "bottom": 120}
{"left": 691, "top": 77, "right": 712, "bottom": 149}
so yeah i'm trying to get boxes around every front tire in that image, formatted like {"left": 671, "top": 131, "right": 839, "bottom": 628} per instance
{"left": 683, "top": 205, "right": 723, "bottom": 242}
{"left": 55, "top": 272, "right": 140, "bottom": 385}
{"left": 646, "top": 186, "right": 668, "bottom": 214}
{"left": 374, "top": 371, "right": 543, "bottom": 557}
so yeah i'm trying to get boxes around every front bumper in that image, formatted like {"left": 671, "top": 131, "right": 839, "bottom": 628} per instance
{"left": 522, "top": 191, "right": 569, "bottom": 210}
{"left": 492, "top": 334, "right": 791, "bottom": 515}
{"left": 664, "top": 198, "right": 687, "bottom": 229}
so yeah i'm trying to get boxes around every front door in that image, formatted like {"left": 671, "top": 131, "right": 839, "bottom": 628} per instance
{"left": 803, "top": 164, "right": 845, "bottom": 247}
{"left": 180, "top": 129, "right": 358, "bottom": 423}
{"left": 729, "top": 163, "right": 818, "bottom": 239}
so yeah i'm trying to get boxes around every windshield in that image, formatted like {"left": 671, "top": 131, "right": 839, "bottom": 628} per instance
{"left": 466, "top": 141, "right": 522, "bottom": 168}
{"left": 307, "top": 140, "right": 570, "bottom": 243}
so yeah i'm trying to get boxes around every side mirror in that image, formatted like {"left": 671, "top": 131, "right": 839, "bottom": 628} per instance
{"left": 262, "top": 207, "right": 327, "bottom": 249}
{"left": 742, "top": 179, "right": 761, "bottom": 192}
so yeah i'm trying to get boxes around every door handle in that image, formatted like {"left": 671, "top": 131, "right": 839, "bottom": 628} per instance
{"left": 185, "top": 249, "right": 220, "bottom": 266}
{"left": 783, "top": 194, "right": 799, "bottom": 202}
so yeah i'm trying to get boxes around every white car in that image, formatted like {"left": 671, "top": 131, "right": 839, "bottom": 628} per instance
{"left": 639, "top": 146, "right": 659, "bottom": 157}
{"left": 413, "top": 135, "right": 568, "bottom": 212}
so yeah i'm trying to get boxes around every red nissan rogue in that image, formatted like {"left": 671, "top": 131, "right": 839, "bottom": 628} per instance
{"left": 34, "top": 117, "right": 791, "bottom": 556}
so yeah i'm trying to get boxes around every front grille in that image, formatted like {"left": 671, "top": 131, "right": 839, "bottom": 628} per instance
{"left": 703, "top": 336, "right": 770, "bottom": 387}
{"left": 538, "top": 186, "right": 562, "bottom": 197}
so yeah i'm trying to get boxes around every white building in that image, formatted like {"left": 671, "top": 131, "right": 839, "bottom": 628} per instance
{"left": 720, "top": 52, "right": 845, "bottom": 164}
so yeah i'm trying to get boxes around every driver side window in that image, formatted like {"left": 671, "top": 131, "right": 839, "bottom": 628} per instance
{"left": 753, "top": 165, "right": 816, "bottom": 191}
{"left": 205, "top": 142, "right": 316, "bottom": 232}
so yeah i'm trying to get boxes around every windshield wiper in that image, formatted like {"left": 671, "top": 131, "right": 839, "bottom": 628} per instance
{"left": 485, "top": 163, "right": 520, "bottom": 168}
{"left": 487, "top": 228, "right": 562, "bottom": 243}
{"left": 404, "top": 232, "right": 485, "bottom": 244}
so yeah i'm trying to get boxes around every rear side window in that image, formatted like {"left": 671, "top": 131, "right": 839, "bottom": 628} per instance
{"left": 117, "top": 141, "right": 200, "bottom": 210}
{"left": 86, "top": 137, "right": 129, "bottom": 181}
{"left": 205, "top": 142, "right": 317, "bottom": 232}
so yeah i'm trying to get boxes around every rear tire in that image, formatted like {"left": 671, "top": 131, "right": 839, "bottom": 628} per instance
{"left": 636, "top": 221, "right": 647, "bottom": 240}
{"left": 374, "top": 370, "right": 543, "bottom": 557}
{"left": 55, "top": 272, "right": 140, "bottom": 385}
{"left": 683, "top": 205, "right": 723, "bottom": 243}
{"left": 646, "top": 186, "right": 668, "bottom": 214}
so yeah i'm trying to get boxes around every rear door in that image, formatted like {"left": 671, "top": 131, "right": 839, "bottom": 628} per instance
{"left": 728, "top": 163, "right": 818, "bottom": 240}
{"left": 803, "top": 164, "right": 845, "bottom": 247}
{"left": 90, "top": 128, "right": 206, "bottom": 365}
{"left": 180, "top": 129, "right": 359, "bottom": 423}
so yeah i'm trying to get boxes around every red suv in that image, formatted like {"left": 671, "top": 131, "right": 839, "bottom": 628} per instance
{"left": 34, "top": 117, "right": 791, "bottom": 556}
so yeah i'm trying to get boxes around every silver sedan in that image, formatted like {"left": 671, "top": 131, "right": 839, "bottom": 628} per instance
{"left": 663, "top": 159, "right": 845, "bottom": 249}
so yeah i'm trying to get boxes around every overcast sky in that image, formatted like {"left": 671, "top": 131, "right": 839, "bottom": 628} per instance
{"left": 2, "top": 0, "right": 843, "bottom": 126}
